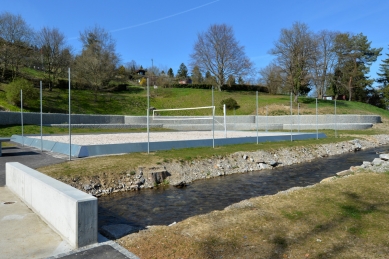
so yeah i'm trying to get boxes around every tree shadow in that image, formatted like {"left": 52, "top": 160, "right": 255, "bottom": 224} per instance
{"left": 265, "top": 190, "right": 389, "bottom": 258}
{"left": 126, "top": 86, "right": 144, "bottom": 94}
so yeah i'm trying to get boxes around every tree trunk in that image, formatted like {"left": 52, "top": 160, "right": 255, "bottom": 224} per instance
{"left": 348, "top": 76, "right": 352, "bottom": 101}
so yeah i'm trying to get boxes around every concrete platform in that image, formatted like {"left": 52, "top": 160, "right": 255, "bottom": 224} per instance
{"left": 0, "top": 186, "right": 73, "bottom": 259}
{"left": 0, "top": 186, "right": 140, "bottom": 259}
{"left": 10, "top": 131, "right": 326, "bottom": 158}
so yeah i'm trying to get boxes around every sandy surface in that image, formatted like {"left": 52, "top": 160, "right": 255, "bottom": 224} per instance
{"left": 29, "top": 131, "right": 290, "bottom": 145}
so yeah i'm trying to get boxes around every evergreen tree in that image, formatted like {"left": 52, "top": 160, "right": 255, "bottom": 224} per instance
{"left": 377, "top": 45, "right": 389, "bottom": 87}
{"left": 204, "top": 71, "right": 216, "bottom": 85}
{"left": 333, "top": 33, "right": 382, "bottom": 101}
{"left": 377, "top": 45, "right": 389, "bottom": 109}
{"left": 191, "top": 65, "right": 203, "bottom": 84}
{"left": 238, "top": 76, "right": 244, "bottom": 84}
{"left": 176, "top": 63, "right": 188, "bottom": 79}
{"left": 167, "top": 68, "right": 174, "bottom": 78}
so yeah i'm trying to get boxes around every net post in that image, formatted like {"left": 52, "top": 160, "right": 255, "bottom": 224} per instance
{"left": 40, "top": 81, "right": 43, "bottom": 152}
{"left": 256, "top": 91, "right": 258, "bottom": 144}
{"left": 223, "top": 104, "right": 226, "bottom": 138}
{"left": 21, "top": 89, "right": 24, "bottom": 147}
{"left": 147, "top": 78, "right": 150, "bottom": 154}
{"left": 68, "top": 68, "right": 71, "bottom": 160}
{"left": 212, "top": 105, "right": 215, "bottom": 148}
{"left": 290, "top": 92, "right": 293, "bottom": 142}
{"left": 316, "top": 98, "right": 319, "bottom": 139}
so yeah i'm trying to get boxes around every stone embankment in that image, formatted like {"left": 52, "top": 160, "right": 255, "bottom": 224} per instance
{"left": 65, "top": 134, "right": 389, "bottom": 197}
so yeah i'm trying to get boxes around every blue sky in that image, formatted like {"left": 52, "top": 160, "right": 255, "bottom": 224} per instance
{"left": 3, "top": 0, "right": 388, "bottom": 82}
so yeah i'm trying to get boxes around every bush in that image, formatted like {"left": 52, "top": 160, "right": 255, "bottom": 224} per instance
{"left": 5, "top": 78, "right": 38, "bottom": 106}
{"left": 220, "top": 97, "right": 240, "bottom": 110}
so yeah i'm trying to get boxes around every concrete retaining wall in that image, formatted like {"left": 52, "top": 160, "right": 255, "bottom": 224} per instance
{"left": 0, "top": 111, "right": 124, "bottom": 125}
{"left": 0, "top": 111, "right": 381, "bottom": 130}
{"left": 5, "top": 162, "right": 97, "bottom": 248}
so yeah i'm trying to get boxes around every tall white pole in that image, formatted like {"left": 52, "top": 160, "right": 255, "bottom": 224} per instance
{"left": 21, "top": 90, "right": 24, "bottom": 147}
{"left": 335, "top": 98, "right": 337, "bottom": 138}
{"left": 290, "top": 92, "right": 293, "bottom": 142}
{"left": 256, "top": 91, "right": 258, "bottom": 144}
{"left": 68, "top": 68, "right": 71, "bottom": 160}
{"left": 266, "top": 105, "right": 268, "bottom": 132}
{"left": 147, "top": 78, "right": 150, "bottom": 154}
{"left": 316, "top": 98, "right": 319, "bottom": 139}
{"left": 298, "top": 103, "right": 300, "bottom": 133}
{"left": 40, "top": 81, "right": 43, "bottom": 152}
{"left": 223, "top": 104, "right": 227, "bottom": 138}
{"left": 212, "top": 86, "right": 214, "bottom": 148}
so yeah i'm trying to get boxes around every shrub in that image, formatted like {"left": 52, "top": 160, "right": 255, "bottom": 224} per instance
{"left": 5, "top": 78, "right": 38, "bottom": 106}
{"left": 220, "top": 97, "right": 240, "bottom": 110}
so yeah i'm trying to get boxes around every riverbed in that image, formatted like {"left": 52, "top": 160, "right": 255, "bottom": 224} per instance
{"left": 98, "top": 145, "right": 389, "bottom": 235}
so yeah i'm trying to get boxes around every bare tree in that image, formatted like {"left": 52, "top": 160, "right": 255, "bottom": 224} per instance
{"left": 190, "top": 24, "right": 253, "bottom": 90}
{"left": 310, "top": 30, "right": 339, "bottom": 99}
{"left": 259, "top": 62, "right": 284, "bottom": 94}
{"left": 35, "top": 27, "right": 72, "bottom": 90}
{"left": 74, "top": 25, "right": 119, "bottom": 99}
{"left": 270, "top": 22, "right": 316, "bottom": 101}
{"left": 0, "top": 12, "right": 33, "bottom": 80}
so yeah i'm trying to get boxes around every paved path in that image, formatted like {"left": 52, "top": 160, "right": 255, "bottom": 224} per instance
{"left": 0, "top": 186, "right": 73, "bottom": 259}
{"left": 0, "top": 143, "right": 66, "bottom": 186}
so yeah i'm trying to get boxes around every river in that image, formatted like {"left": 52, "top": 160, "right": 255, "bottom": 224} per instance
{"left": 98, "top": 145, "right": 389, "bottom": 233}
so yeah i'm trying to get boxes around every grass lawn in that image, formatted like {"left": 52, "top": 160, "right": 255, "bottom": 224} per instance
{"left": 119, "top": 172, "right": 389, "bottom": 258}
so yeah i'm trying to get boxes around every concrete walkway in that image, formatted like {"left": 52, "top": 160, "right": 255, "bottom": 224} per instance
{"left": 0, "top": 143, "right": 140, "bottom": 259}
{"left": 0, "top": 186, "right": 73, "bottom": 258}
{"left": 1, "top": 186, "right": 140, "bottom": 259}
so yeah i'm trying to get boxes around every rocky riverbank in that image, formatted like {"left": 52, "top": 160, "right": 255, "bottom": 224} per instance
{"left": 62, "top": 134, "right": 389, "bottom": 197}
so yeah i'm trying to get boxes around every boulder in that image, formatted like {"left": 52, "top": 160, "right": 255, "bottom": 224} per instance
{"left": 354, "top": 143, "right": 362, "bottom": 151}
{"left": 372, "top": 158, "right": 383, "bottom": 166}
{"left": 379, "top": 154, "right": 389, "bottom": 161}
{"left": 257, "top": 163, "right": 272, "bottom": 170}
{"left": 149, "top": 170, "right": 170, "bottom": 185}
{"left": 173, "top": 181, "right": 188, "bottom": 188}
{"left": 336, "top": 170, "right": 352, "bottom": 176}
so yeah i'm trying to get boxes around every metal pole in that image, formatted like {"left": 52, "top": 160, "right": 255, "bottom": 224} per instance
{"left": 212, "top": 86, "right": 214, "bottom": 148}
{"left": 223, "top": 104, "right": 227, "bottom": 138}
{"left": 266, "top": 105, "right": 268, "bottom": 132}
{"left": 212, "top": 106, "right": 215, "bottom": 148}
{"left": 21, "top": 90, "right": 23, "bottom": 147}
{"left": 147, "top": 78, "right": 150, "bottom": 154}
{"left": 290, "top": 92, "right": 293, "bottom": 142}
{"left": 40, "top": 81, "right": 43, "bottom": 152}
{"left": 316, "top": 98, "right": 319, "bottom": 139}
{"left": 335, "top": 98, "right": 337, "bottom": 138}
{"left": 256, "top": 91, "right": 258, "bottom": 144}
{"left": 298, "top": 103, "right": 300, "bottom": 133}
{"left": 68, "top": 68, "right": 71, "bottom": 160}
{"left": 212, "top": 86, "right": 214, "bottom": 107}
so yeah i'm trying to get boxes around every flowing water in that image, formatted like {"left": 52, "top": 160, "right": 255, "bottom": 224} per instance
{"left": 98, "top": 146, "right": 389, "bottom": 232}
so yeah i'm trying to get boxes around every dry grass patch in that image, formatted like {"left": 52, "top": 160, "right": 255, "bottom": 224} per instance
{"left": 119, "top": 172, "right": 389, "bottom": 259}
{"left": 39, "top": 152, "right": 162, "bottom": 179}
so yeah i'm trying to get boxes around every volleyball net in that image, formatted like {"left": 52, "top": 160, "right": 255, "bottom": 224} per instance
{"left": 151, "top": 105, "right": 227, "bottom": 135}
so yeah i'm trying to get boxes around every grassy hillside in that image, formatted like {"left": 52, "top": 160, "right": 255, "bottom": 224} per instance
{"left": 1, "top": 83, "right": 389, "bottom": 119}
{"left": 1, "top": 67, "right": 388, "bottom": 118}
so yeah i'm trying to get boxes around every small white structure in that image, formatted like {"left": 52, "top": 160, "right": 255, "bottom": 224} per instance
{"left": 6, "top": 162, "right": 98, "bottom": 248}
